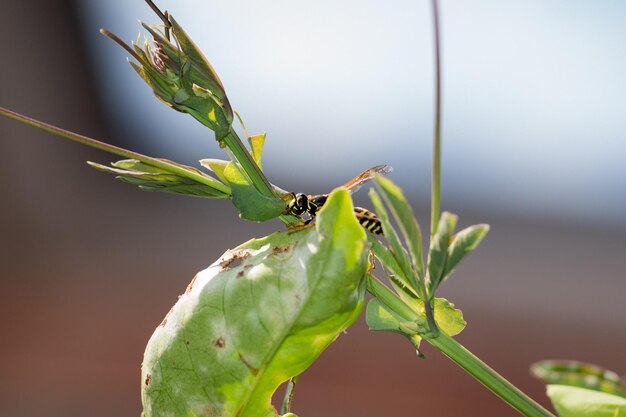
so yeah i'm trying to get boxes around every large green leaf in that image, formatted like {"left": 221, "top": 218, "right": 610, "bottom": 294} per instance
{"left": 142, "top": 189, "right": 369, "bottom": 417}
{"left": 546, "top": 385, "right": 626, "bottom": 417}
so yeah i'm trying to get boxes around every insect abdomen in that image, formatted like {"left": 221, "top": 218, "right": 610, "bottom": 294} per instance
{"left": 354, "top": 207, "right": 383, "bottom": 235}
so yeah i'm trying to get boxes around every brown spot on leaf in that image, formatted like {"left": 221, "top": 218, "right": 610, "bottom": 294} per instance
{"left": 238, "top": 353, "right": 259, "bottom": 375}
{"left": 185, "top": 274, "right": 199, "bottom": 294}
{"left": 213, "top": 337, "right": 225, "bottom": 348}
{"left": 145, "top": 374, "right": 151, "bottom": 386}
{"left": 270, "top": 243, "right": 295, "bottom": 256}
{"left": 236, "top": 270, "right": 244, "bottom": 278}
{"left": 159, "top": 308, "right": 173, "bottom": 327}
{"left": 219, "top": 251, "right": 250, "bottom": 271}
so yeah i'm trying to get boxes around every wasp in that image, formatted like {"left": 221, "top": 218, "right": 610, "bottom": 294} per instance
{"left": 285, "top": 165, "right": 392, "bottom": 235}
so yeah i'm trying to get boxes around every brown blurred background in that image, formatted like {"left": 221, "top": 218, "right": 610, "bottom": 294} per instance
{"left": 1, "top": 1, "right": 624, "bottom": 416}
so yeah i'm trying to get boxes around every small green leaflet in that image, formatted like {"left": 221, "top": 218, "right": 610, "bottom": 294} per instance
{"left": 141, "top": 189, "right": 369, "bottom": 417}
{"left": 443, "top": 223, "right": 489, "bottom": 281}
{"left": 427, "top": 212, "right": 457, "bottom": 292}
{"left": 248, "top": 133, "right": 266, "bottom": 169}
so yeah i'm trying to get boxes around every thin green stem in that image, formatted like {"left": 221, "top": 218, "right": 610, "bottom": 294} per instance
{"left": 367, "top": 275, "right": 555, "bottom": 417}
{"left": 430, "top": 0, "right": 442, "bottom": 238}
{"left": 221, "top": 130, "right": 275, "bottom": 197}
{"left": 366, "top": 276, "right": 423, "bottom": 322}
{"left": 0, "top": 106, "right": 230, "bottom": 194}
{"left": 422, "top": 297, "right": 440, "bottom": 337}
{"left": 427, "top": 333, "right": 555, "bottom": 417}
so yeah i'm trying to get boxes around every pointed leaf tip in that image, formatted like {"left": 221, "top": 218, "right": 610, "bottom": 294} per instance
{"left": 443, "top": 223, "right": 490, "bottom": 280}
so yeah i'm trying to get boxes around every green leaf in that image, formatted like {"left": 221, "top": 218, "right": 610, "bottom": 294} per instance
{"left": 248, "top": 133, "right": 266, "bottom": 168}
{"left": 224, "top": 162, "right": 284, "bottom": 221}
{"left": 366, "top": 298, "right": 424, "bottom": 353}
{"left": 366, "top": 298, "right": 415, "bottom": 334}
{"left": 546, "top": 385, "right": 626, "bottom": 417}
{"left": 532, "top": 361, "right": 626, "bottom": 398}
{"left": 427, "top": 212, "right": 458, "bottom": 292}
{"left": 368, "top": 189, "right": 416, "bottom": 291}
{"left": 141, "top": 188, "right": 369, "bottom": 417}
{"left": 200, "top": 158, "right": 231, "bottom": 185}
{"left": 368, "top": 235, "right": 419, "bottom": 304}
{"left": 374, "top": 177, "right": 425, "bottom": 280}
{"left": 425, "top": 298, "right": 466, "bottom": 336}
{"left": 443, "top": 224, "right": 489, "bottom": 280}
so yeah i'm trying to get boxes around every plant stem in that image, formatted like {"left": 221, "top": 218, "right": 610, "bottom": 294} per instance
{"left": 427, "top": 333, "right": 555, "bottom": 417}
{"left": 367, "top": 276, "right": 421, "bottom": 322}
{"left": 0, "top": 106, "right": 230, "bottom": 194}
{"left": 367, "top": 276, "right": 555, "bottom": 417}
{"left": 430, "top": 0, "right": 442, "bottom": 238}
{"left": 221, "top": 130, "right": 275, "bottom": 197}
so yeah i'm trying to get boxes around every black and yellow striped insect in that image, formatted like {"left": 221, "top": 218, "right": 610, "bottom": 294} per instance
{"left": 285, "top": 165, "right": 392, "bottom": 235}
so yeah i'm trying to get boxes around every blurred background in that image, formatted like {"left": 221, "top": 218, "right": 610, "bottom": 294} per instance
{"left": 1, "top": 0, "right": 624, "bottom": 416}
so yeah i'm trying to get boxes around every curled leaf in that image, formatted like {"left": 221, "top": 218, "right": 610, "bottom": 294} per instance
{"left": 141, "top": 189, "right": 369, "bottom": 417}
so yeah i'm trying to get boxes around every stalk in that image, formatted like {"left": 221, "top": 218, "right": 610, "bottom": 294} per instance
{"left": 430, "top": 0, "right": 442, "bottom": 238}
{"left": 221, "top": 129, "right": 275, "bottom": 197}
{"left": 427, "top": 333, "right": 555, "bottom": 417}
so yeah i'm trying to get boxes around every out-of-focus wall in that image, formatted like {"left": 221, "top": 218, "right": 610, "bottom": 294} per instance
{"left": 1, "top": 2, "right": 624, "bottom": 417}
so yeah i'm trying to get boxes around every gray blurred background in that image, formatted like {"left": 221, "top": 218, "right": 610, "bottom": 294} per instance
{"left": 0, "top": 1, "right": 624, "bottom": 416}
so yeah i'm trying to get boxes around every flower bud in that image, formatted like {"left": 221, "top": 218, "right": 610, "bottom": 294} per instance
{"left": 102, "top": 15, "right": 233, "bottom": 139}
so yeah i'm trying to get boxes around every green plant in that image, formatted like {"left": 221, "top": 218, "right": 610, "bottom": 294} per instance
{"left": 3, "top": 1, "right": 605, "bottom": 417}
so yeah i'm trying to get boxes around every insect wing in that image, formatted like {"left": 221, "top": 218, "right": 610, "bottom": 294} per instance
{"left": 341, "top": 165, "right": 393, "bottom": 194}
